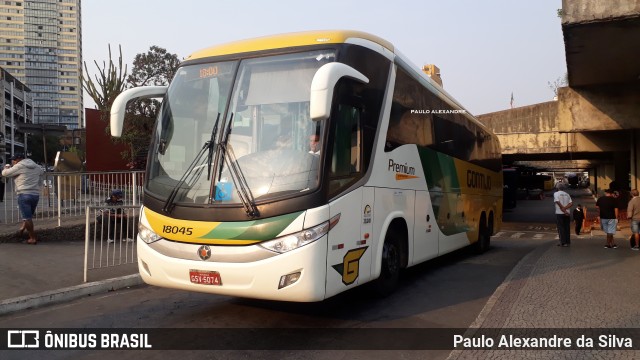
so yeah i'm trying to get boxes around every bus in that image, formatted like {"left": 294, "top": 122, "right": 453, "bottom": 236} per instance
{"left": 110, "top": 30, "right": 503, "bottom": 302}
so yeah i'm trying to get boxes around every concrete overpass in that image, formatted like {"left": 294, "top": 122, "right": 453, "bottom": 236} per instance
{"left": 478, "top": 0, "right": 640, "bottom": 195}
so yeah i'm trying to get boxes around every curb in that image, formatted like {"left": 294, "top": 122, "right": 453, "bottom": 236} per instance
{"left": 0, "top": 274, "right": 144, "bottom": 316}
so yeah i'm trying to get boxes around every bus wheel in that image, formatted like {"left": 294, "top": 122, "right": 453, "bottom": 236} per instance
{"left": 373, "top": 232, "right": 401, "bottom": 296}
{"left": 474, "top": 216, "right": 490, "bottom": 254}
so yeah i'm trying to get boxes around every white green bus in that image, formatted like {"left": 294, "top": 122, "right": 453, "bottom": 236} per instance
{"left": 110, "top": 30, "right": 503, "bottom": 302}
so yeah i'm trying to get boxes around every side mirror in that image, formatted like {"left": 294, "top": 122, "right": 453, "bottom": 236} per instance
{"left": 110, "top": 86, "right": 168, "bottom": 137}
{"left": 310, "top": 63, "right": 369, "bottom": 122}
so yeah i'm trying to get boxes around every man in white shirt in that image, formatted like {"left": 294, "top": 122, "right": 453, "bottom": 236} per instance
{"left": 554, "top": 183, "right": 573, "bottom": 247}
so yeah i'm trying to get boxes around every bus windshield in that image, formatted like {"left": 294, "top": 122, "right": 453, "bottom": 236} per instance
{"left": 147, "top": 50, "right": 336, "bottom": 207}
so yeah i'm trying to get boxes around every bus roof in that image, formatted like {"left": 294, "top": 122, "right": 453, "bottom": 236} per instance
{"left": 185, "top": 30, "right": 395, "bottom": 60}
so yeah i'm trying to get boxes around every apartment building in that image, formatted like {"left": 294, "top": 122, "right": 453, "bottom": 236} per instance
{"left": 0, "top": 0, "right": 82, "bottom": 129}
{"left": 0, "top": 66, "right": 32, "bottom": 163}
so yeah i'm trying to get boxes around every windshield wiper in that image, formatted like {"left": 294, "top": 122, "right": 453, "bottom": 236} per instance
{"left": 207, "top": 113, "right": 222, "bottom": 180}
{"left": 163, "top": 113, "right": 220, "bottom": 214}
{"left": 212, "top": 113, "right": 259, "bottom": 218}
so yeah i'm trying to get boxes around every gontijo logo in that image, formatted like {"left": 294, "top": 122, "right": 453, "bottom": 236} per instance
{"left": 466, "top": 170, "right": 492, "bottom": 190}
{"left": 388, "top": 159, "right": 418, "bottom": 180}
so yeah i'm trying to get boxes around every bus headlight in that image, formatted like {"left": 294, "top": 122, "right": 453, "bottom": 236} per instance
{"left": 260, "top": 214, "right": 340, "bottom": 254}
{"left": 138, "top": 223, "right": 163, "bottom": 244}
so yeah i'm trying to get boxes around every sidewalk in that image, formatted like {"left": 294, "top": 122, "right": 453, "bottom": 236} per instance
{"left": 449, "top": 228, "right": 640, "bottom": 358}
{"left": 0, "top": 217, "right": 142, "bottom": 315}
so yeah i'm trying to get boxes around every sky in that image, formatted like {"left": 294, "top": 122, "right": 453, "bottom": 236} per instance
{"left": 81, "top": 0, "right": 566, "bottom": 116}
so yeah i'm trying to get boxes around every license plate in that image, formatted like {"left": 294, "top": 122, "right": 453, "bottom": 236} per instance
{"left": 189, "top": 270, "right": 222, "bottom": 286}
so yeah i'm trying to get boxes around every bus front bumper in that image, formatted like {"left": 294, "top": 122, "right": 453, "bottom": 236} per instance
{"left": 136, "top": 237, "right": 328, "bottom": 302}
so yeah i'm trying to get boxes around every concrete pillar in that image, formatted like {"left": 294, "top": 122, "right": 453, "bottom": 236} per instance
{"left": 631, "top": 130, "right": 640, "bottom": 191}
{"left": 596, "top": 163, "right": 615, "bottom": 196}
{"left": 614, "top": 151, "right": 631, "bottom": 190}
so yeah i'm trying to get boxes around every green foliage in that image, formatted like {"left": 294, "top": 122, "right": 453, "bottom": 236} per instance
{"left": 128, "top": 45, "right": 180, "bottom": 87}
{"left": 120, "top": 46, "right": 180, "bottom": 169}
{"left": 81, "top": 45, "right": 180, "bottom": 169}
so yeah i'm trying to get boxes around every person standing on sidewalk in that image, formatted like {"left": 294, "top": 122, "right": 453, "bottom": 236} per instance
{"left": 573, "top": 204, "right": 585, "bottom": 235}
{"left": 554, "top": 183, "right": 573, "bottom": 247}
{"left": 627, "top": 189, "right": 640, "bottom": 250}
{"left": 596, "top": 189, "right": 619, "bottom": 249}
{"left": 1, "top": 153, "right": 44, "bottom": 245}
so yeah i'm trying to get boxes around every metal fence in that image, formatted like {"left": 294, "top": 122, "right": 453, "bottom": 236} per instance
{"left": 84, "top": 204, "right": 140, "bottom": 282}
{"left": 0, "top": 170, "right": 144, "bottom": 225}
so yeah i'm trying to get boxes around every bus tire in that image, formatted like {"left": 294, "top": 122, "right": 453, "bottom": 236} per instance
{"left": 372, "top": 231, "right": 401, "bottom": 296}
{"left": 474, "top": 215, "right": 490, "bottom": 254}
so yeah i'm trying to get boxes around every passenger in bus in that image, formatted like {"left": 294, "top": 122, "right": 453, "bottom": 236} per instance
{"left": 274, "top": 116, "right": 294, "bottom": 150}
{"left": 309, "top": 134, "right": 320, "bottom": 155}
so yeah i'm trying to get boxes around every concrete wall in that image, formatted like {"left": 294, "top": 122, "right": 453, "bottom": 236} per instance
{"left": 557, "top": 86, "right": 640, "bottom": 132}
{"left": 562, "top": 0, "right": 640, "bottom": 24}
{"left": 479, "top": 98, "right": 630, "bottom": 156}
{"left": 479, "top": 102, "right": 566, "bottom": 155}
{"left": 574, "top": 131, "right": 631, "bottom": 153}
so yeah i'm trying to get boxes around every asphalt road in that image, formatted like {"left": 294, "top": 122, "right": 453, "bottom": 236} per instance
{"left": 0, "top": 235, "right": 550, "bottom": 360}
{"left": 0, "top": 191, "right": 573, "bottom": 359}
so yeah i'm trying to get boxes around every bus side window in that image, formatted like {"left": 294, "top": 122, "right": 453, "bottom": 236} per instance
{"left": 329, "top": 104, "right": 362, "bottom": 195}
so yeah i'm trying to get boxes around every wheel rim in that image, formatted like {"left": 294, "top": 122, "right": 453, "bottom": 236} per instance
{"left": 383, "top": 241, "right": 400, "bottom": 275}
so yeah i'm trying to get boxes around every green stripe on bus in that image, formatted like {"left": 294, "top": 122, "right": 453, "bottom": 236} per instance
{"left": 199, "top": 211, "right": 304, "bottom": 241}
{"left": 417, "top": 147, "right": 466, "bottom": 236}
{"left": 417, "top": 147, "right": 460, "bottom": 192}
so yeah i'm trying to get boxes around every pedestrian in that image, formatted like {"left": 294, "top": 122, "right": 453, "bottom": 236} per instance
{"left": 627, "top": 189, "right": 640, "bottom": 250}
{"left": 554, "top": 183, "right": 573, "bottom": 247}
{"left": 1, "top": 153, "right": 44, "bottom": 244}
{"left": 0, "top": 175, "right": 5, "bottom": 202}
{"left": 572, "top": 204, "right": 585, "bottom": 235}
{"left": 596, "top": 189, "right": 619, "bottom": 248}
{"left": 99, "top": 189, "right": 126, "bottom": 243}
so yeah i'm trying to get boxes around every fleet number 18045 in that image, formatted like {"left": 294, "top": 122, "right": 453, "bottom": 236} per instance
{"left": 162, "top": 225, "right": 193, "bottom": 235}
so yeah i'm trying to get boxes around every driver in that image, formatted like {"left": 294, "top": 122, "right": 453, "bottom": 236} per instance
{"left": 309, "top": 134, "right": 320, "bottom": 155}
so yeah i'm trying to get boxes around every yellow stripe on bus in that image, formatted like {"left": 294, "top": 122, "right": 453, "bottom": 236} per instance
{"left": 145, "top": 208, "right": 222, "bottom": 241}
{"left": 185, "top": 30, "right": 394, "bottom": 61}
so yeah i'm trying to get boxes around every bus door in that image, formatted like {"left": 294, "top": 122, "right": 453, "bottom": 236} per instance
{"left": 325, "top": 102, "right": 372, "bottom": 298}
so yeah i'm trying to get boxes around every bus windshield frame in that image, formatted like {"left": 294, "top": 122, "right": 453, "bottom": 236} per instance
{"left": 147, "top": 50, "right": 336, "bottom": 208}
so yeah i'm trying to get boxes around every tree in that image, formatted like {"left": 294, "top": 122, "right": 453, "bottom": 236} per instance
{"left": 82, "top": 45, "right": 179, "bottom": 169}
{"left": 27, "top": 134, "right": 60, "bottom": 166}
{"left": 120, "top": 46, "right": 180, "bottom": 169}
{"left": 81, "top": 45, "right": 128, "bottom": 123}
{"left": 548, "top": 73, "right": 568, "bottom": 98}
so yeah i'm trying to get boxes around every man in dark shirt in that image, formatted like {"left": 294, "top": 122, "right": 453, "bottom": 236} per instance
{"left": 596, "top": 189, "right": 619, "bottom": 248}
{"left": 102, "top": 189, "right": 126, "bottom": 243}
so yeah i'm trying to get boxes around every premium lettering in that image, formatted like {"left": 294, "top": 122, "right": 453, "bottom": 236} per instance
{"left": 388, "top": 159, "right": 415, "bottom": 175}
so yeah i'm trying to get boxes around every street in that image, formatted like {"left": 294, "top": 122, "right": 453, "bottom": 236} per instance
{"left": 1, "top": 188, "right": 616, "bottom": 359}
{"left": 0, "top": 236, "right": 551, "bottom": 359}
